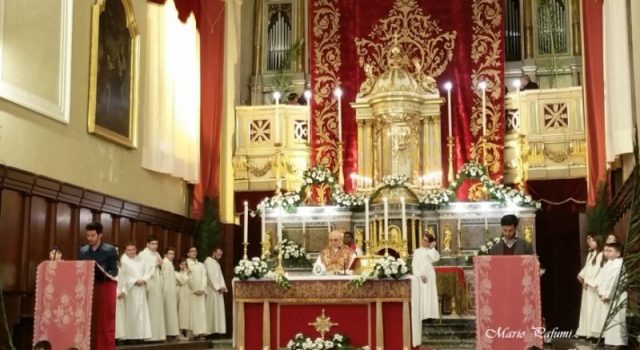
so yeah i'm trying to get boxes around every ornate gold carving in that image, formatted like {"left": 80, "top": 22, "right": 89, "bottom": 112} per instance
{"left": 354, "top": 0, "right": 457, "bottom": 87}
{"left": 442, "top": 226, "right": 453, "bottom": 252}
{"left": 311, "top": 0, "right": 342, "bottom": 171}
{"left": 468, "top": 182, "right": 488, "bottom": 201}
{"left": 543, "top": 147, "right": 569, "bottom": 163}
{"left": 308, "top": 309, "right": 339, "bottom": 339}
{"left": 250, "top": 119, "right": 272, "bottom": 142}
{"left": 234, "top": 279, "right": 411, "bottom": 301}
{"left": 524, "top": 225, "right": 533, "bottom": 243}
{"left": 470, "top": 0, "right": 504, "bottom": 175}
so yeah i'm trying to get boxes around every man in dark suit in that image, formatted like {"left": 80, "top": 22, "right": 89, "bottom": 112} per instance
{"left": 489, "top": 215, "right": 533, "bottom": 255}
{"left": 520, "top": 75, "right": 539, "bottom": 90}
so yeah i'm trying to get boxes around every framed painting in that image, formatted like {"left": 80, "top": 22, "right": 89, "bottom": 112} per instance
{"left": 87, "top": 0, "right": 139, "bottom": 148}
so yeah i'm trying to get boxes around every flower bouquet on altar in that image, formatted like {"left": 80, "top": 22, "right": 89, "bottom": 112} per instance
{"left": 286, "top": 332, "right": 368, "bottom": 350}
{"left": 234, "top": 257, "right": 269, "bottom": 280}
{"left": 352, "top": 256, "right": 410, "bottom": 287}
{"left": 274, "top": 239, "right": 312, "bottom": 268}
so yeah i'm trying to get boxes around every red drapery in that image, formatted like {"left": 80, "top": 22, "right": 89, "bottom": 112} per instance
{"left": 309, "top": 0, "right": 506, "bottom": 192}
{"left": 147, "top": 0, "right": 225, "bottom": 219}
{"left": 582, "top": 0, "right": 606, "bottom": 206}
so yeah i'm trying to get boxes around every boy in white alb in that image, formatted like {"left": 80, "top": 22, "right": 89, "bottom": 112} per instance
{"left": 592, "top": 242, "right": 627, "bottom": 347}
{"left": 576, "top": 234, "right": 603, "bottom": 337}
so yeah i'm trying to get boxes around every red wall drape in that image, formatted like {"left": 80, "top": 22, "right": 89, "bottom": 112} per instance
{"left": 582, "top": 0, "right": 607, "bottom": 206}
{"left": 146, "top": 0, "right": 224, "bottom": 219}
{"left": 309, "top": 0, "right": 505, "bottom": 192}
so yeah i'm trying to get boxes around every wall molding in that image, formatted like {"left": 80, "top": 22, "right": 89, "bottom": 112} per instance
{"left": 0, "top": 164, "right": 196, "bottom": 232}
{"left": 0, "top": 0, "right": 72, "bottom": 124}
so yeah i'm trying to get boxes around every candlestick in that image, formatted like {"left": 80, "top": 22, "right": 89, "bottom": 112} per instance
{"left": 447, "top": 136, "right": 455, "bottom": 183}
{"left": 479, "top": 81, "right": 487, "bottom": 137}
{"left": 327, "top": 220, "right": 331, "bottom": 232}
{"left": 364, "top": 198, "right": 370, "bottom": 242}
{"left": 401, "top": 197, "right": 407, "bottom": 241}
{"left": 277, "top": 213, "right": 282, "bottom": 243}
{"left": 484, "top": 216, "right": 488, "bottom": 231}
{"left": 457, "top": 218, "right": 461, "bottom": 231}
{"left": 304, "top": 90, "right": 312, "bottom": 143}
{"left": 445, "top": 82, "right": 453, "bottom": 138}
{"left": 273, "top": 91, "right": 281, "bottom": 144}
{"left": 334, "top": 87, "right": 343, "bottom": 142}
{"left": 383, "top": 197, "right": 389, "bottom": 246}
{"left": 243, "top": 201, "right": 249, "bottom": 244}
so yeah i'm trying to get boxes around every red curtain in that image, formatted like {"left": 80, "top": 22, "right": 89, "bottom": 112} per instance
{"left": 582, "top": 0, "right": 607, "bottom": 206}
{"left": 309, "top": 0, "right": 506, "bottom": 192}
{"left": 145, "top": 0, "right": 224, "bottom": 219}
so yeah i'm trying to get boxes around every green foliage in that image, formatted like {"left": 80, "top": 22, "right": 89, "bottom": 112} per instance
{"left": 195, "top": 196, "right": 221, "bottom": 262}
{"left": 586, "top": 182, "right": 613, "bottom": 237}
{"left": 272, "top": 39, "right": 304, "bottom": 100}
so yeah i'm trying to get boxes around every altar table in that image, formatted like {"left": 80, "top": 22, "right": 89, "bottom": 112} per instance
{"left": 233, "top": 275, "right": 421, "bottom": 350}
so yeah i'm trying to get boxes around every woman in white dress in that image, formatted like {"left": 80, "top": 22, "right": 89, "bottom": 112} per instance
{"left": 175, "top": 259, "right": 192, "bottom": 337}
{"left": 412, "top": 233, "right": 440, "bottom": 320}
{"left": 576, "top": 234, "right": 603, "bottom": 337}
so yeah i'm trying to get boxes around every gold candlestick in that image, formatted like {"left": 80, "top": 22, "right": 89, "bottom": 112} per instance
{"left": 337, "top": 141, "right": 345, "bottom": 188}
{"left": 457, "top": 228, "right": 463, "bottom": 257}
{"left": 384, "top": 238, "right": 389, "bottom": 257}
{"left": 400, "top": 239, "right": 409, "bottom": 259}
{"left": 274, "top": 144, "right": 283, "bottom": 194}
{"left": 482, "top": 135, "right": 488, "bottom": 168}
{"left": 242, "top": 241, "right": 249, "bottom": 260}
{"left": 447, "top": 136, "right": 455, "bottom": 183}
{"left": 275, "top": 250, "right": 285, "bottom": 275}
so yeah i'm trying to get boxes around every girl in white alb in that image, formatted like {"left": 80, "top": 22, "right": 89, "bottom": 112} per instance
{"left": 576, "top": 234, "right": 603, "bottom": 338}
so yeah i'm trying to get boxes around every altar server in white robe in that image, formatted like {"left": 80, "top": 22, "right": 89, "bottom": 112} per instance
{"left": 161, "top": 247, "right": 180, "bottom": 337}
{"left": 138, "top": 236, "right": 166, "bottom": 341}
{"left": 176, "top": 259, "right": 192, "bottom": 336}
{"left": 115, "top": 255, "right": 126, "bottom": 340}
{"left": 187, "top": 246, "right": 209, "bottom": 338}
{"left": 412, "top": 233, "right": 440, "bottom": 320}
{"left": 576, "top": 234, "right": 603, "bottom": 337}
{"left": 591, "top": 242, "right": 627, "bottom": 346}
{"left": 204, "top": 247, "right": 228, "bottom": 334}
{"left": 119, "top": 243, "right": 152, "bottom": 340}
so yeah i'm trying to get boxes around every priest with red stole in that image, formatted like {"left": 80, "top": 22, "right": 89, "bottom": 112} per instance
{"left": 78, "top": 222, "right": 119, "bottom": 350}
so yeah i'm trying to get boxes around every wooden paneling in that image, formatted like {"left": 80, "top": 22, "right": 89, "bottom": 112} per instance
{"left": 0, "top": 164, "right": 195, "bottom": 338}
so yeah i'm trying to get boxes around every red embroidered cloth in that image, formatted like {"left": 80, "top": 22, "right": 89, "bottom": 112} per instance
{"left": 474, "top": 256, "right": 543, "bottom": 349}
{"left": 34, "top": 261, "right": 95, "bottom": 350}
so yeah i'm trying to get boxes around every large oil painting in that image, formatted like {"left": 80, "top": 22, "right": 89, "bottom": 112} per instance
{"left": 88, "top": 0, "right": 139, "bottom": 148}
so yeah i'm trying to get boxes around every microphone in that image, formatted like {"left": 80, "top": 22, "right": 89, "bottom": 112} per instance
{"left": 51, "top": 246, "right": 59, "bottom": 261}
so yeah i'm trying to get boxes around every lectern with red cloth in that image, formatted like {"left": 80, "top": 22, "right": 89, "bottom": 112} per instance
{"left": 233, "top": 275, "right": 422, "bottom": 350}
{"left": 33, "top": 261, "right": 96, "bottom": 350}
{"left": 474, "top": 255, "right": 543, "bottom": 350}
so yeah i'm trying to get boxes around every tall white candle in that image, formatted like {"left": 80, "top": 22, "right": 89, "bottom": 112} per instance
{"left": 243, "top": 201, "right": 249, "bottom": 243}
{"left": 479, "top": 81, "right": 487, "bottom": 137}
{"left": 364, "top": 198, "right": 370, "bottom": 242}
{"left": 383, "top": 197, "right": 389, "bottom": 242}
{"left": 484, "top": 216, "right": 488, "bottom": 231}
{"left": 457, "top": 218, "right": 461, "bottom": 231}
{"left": 261, "top": 207, "right": 265, "bottom": 243}
{"left": 445, "top": 82, "right": 453, "bottom": 138}
{"left": 327, "top": 220, "right": 331, "bottom": 232}
{"left": 334, "top": 87, "right": 343, "bottom": 142}
{"left": 400, "top": 196, "right": 407, "bottom": 241}
{"left": 273, "top": 91, "right": 281, "bottom": 144}
{"left": 304, "top": 90, "right": 312, "bottom": 141}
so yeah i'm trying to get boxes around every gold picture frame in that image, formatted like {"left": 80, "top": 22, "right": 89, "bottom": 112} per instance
{"left": 87, "top": 0, "right": 139, "bottom": 148}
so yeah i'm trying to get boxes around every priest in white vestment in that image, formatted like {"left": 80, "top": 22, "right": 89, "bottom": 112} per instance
{"left": 412, "top": 233, "right": 440, "bottom": 320}
{"left": 161, "top": 247, "right": 180, "bottom": 337}
{"left": 119, "top": 243, "right": 152, "bottom": 340}
{"left": 591, "top": 243, "right": 627, "bottom": 346}
{"left": 204, "top": 247, "right": 228, "bottom": 334}
{"left": 176, "top": 259, "right": 192, "bottom": 336}
{"left": 187, "top": 246, "right": 209, "bottom": 338}
{"left": 115, "top": 259, "right": 126, "bottom": 340}
{"left": 138, "top": 236, "right": 167, "bottom": 341}
{"left": 576, "top": 234, "right": 603, "bottom": 337}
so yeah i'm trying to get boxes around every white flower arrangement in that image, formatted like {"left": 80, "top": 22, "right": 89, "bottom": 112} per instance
{"left": 418, "top": 188, "right": 454, "bottom": 208}
{"left": 274, "top": 239, "right": 312, "bottom": 267}
{"left": 265, "top": 271, "right": 291, "bottom": 289}
{"left": 256, "top": 192, "right": 302, "bottom": 214}
{"left": 234, "top": 257, "right": 269, "bottom": 280}
{"left": 333, "top": 191, "right": 366, "bottom": 209}
{"left": 381, "top": 174, "right": 410, "bottom": 188}
{"left": 302, "top": 166, "right": 338, "bottom": 187}
{"left": 478, "top": 236, "right": 502, "bottom": 255}
{"left": 353, "top": 256, "right": 410, "bottom": 287}
{"left": 286, "top": 332, "right": 367, "bottom": 350}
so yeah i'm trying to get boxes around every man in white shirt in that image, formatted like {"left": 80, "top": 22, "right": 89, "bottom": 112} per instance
{"left": 118, "top": 243, "right": 152, "bottom": 341}
{"left": 186, "top": 246, "right": 209, "bottom": 339}
{"left": 204, "top": 247, "right": 228, "bottom": 334}
{"left": 138, "top": 236, "right": 166, "bottom": 341}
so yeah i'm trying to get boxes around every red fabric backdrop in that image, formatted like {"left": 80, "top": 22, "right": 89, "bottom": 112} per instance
{"left": 581, "top": 0, "right": 606, "bottom": 207}
{"left": 309, "top": 0, "right": 506, "bottom": 191}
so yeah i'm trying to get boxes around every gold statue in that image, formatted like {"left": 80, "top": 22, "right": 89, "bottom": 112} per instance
{"left": 262, "top": 230, "right": 273, "bottom": 257}
{"left": 524, "top": 226, "right": 533, "bottom": 243}
{"left": 388, "top": 226, "right": 401, "bottom": 244}
{"left": 442, "top": 226, "right": 453, "bottom": 252}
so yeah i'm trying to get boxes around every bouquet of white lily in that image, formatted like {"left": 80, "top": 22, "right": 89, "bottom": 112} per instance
{"left": 286, "top": 332, "right": 368, "bottom": 350}
{"left": 234, "top": 257, "right": 269, "bottom": 280}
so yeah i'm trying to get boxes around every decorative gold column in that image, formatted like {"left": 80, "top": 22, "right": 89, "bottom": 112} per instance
{"left": 421, "top": 117, "right": 428, "bottom": 179}
{"left": 364, "top": 120, "right": 373, "bottom": 180}
{"left": 571, "top": 0, "right": 581, "bottom": 56}
{"left": 252, "top": 0, "right": 264, "bottom": 76}
{"left": 411, "top": 217, "right": 417, "bottom": 252}
{"left": 295, "top": 0, "right": 305, "bottom": 72}
{"left": 372, "top": 119, "right": 381, "bottom": 184}
{"left": 523, "top": 0, "right": 534, "bottom": 59}
{"left": 357, "top": 120, "right": 365, "bottom": 180}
